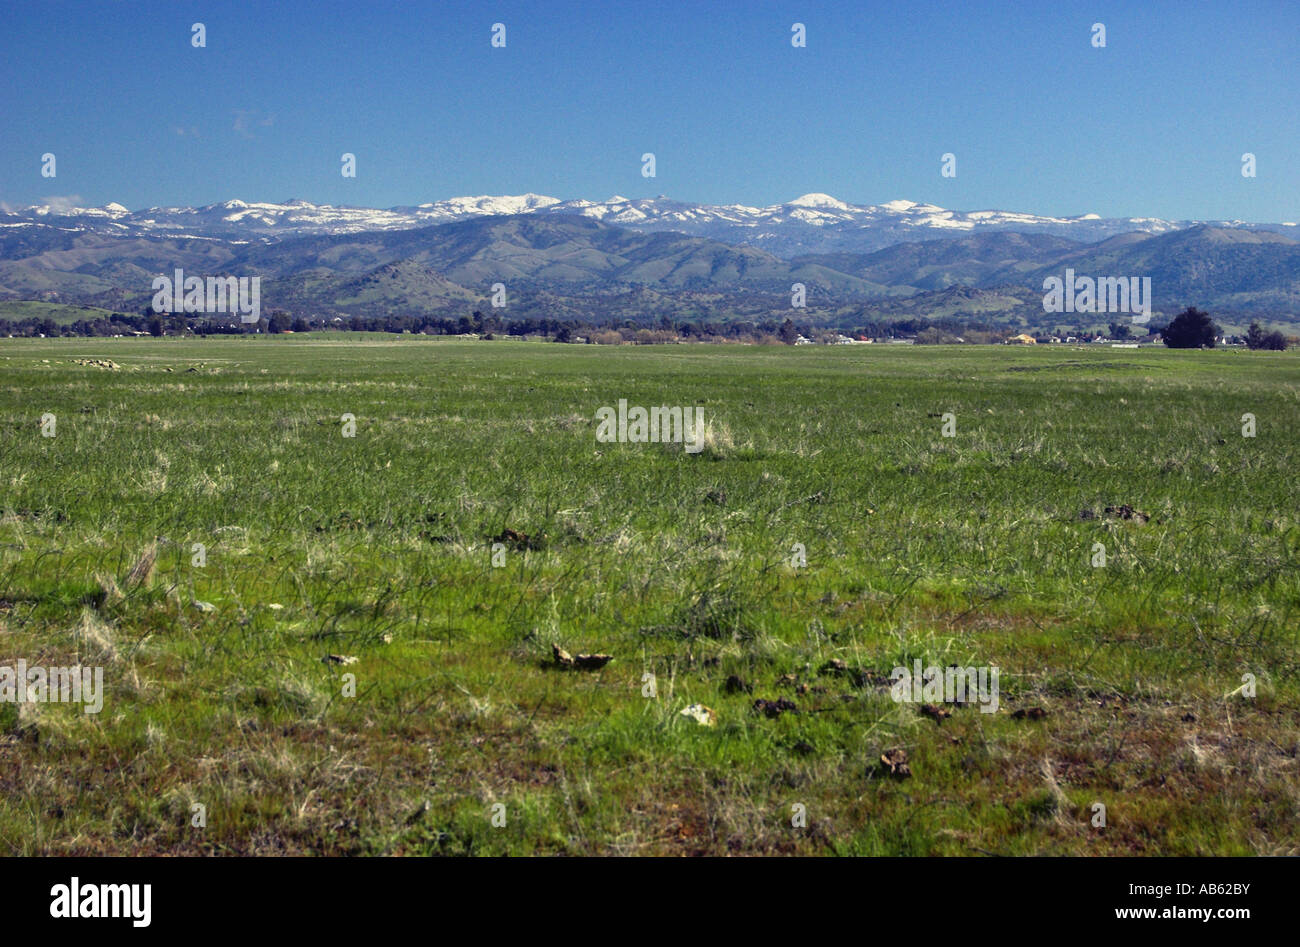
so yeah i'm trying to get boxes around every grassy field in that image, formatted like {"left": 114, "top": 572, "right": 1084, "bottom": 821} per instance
{"left": 0, "top": 336, "right": 1297, "bottom": 855}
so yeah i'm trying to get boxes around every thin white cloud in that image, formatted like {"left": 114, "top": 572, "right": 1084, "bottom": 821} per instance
{"left": 36, "top": 195, "right": 86, "bottom": 213}
{"left": 232, "top": 109, "right": 273, "bottom": 138}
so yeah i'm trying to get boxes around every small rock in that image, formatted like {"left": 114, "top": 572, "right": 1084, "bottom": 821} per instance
{"left": 323, "top": 654, "right": 358, "bottom": 666}
{"left": 679, "top": 703, "right": 717, "bottom": 726}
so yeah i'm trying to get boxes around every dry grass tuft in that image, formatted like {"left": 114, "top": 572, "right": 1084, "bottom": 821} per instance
{"left": 124, "top": 542, "right": 157, "bottom": 588}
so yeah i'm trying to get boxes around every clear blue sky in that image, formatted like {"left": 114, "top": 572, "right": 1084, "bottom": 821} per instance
{"left": 2, "top": 0, "right": 1296, "bottom": 221}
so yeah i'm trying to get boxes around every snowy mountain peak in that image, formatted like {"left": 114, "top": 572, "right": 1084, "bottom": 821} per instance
{"left": 788, "top": 193, "right": 852, "bottom": 210}
{"left": 412, "top": 194, "right": 561, "bottom": 216}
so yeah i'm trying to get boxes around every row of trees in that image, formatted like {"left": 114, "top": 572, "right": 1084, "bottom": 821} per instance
{"left": 3, "top": 304, "right": 1293, "bottom": 349}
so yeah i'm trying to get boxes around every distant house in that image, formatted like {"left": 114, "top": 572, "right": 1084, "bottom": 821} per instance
{"left": 1007, "top": 333, "right": 1036, "bottom": 345}
{"left": 795, "top": 335, "right": 813, "bottom": 345}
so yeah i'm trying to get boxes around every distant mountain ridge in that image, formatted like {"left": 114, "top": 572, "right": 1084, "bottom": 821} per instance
{"left": 4, "top": 193, "right": 1296, "bottom": 258}
{"left": 2, "top": 202, "right": 1298, "bottom": 326}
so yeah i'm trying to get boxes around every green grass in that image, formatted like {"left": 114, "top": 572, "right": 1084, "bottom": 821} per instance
{"left": 0, "top": 336, "right": 1297, "bottom": 855}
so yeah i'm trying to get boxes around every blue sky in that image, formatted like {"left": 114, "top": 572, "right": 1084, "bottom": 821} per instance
{"left": 2, "top": 0, "right": 1297, "bottom": 221}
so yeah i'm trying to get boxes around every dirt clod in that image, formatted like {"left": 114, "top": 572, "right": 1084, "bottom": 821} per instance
{"left": 880, "top": 748, "right": 912, "bottom": 778}
{"left": 1011, "top": 707, "right": 1048, "bottom": 720}
{"left": 752, "top": 697, "right": 798, "bottom": 718}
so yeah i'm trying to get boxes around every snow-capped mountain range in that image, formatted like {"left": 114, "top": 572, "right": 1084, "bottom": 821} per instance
{"left": 3, "top": 193, "right": 1294, "bottom": 257}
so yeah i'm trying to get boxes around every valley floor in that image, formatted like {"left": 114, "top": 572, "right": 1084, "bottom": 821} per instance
{"left": 0, "top": 337, "right": 1296, "bottom": 855}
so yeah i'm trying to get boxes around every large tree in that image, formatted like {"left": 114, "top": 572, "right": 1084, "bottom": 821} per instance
{"left": 1161, "top": 306, "right": 1218, "bottom": 349}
